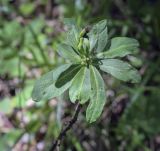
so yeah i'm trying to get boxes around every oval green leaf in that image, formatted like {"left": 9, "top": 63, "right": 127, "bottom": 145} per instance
{"left": 86, "top": 65, "right": 106, "bottom": 123}
{"left": 32, "top": 64, "right": 72, "bottom": 102}
{"left": 100, "top": 59, "right": 141, "bottom": 83}
{"left": 96, "top": 27, "right": 108, "bottom": 52}
{"left": 69, "top": 67, "right": 91, "bottom": 104}
{"left": 55, "top": 64, "right": 81, "bottom": 88}
{"left": 66, "top": 26, "right": 79, "bottom": 50}
{"left": 97, "top": 37, "right": 139, "bottom": 58}
{"left": 88, "top": 19, "right": 107, "bottom": 52}
{"left": 57, "top": 43, "right": 81, "bottom": 62}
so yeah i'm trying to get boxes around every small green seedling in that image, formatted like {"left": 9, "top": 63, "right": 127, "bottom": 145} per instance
{"left": 32, "top": 19, "right": 141, "bottom": 123}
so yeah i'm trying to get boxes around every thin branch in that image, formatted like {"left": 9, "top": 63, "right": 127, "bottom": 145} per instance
{"left": 49, "top": 102, "right": 82, "bottom": 151}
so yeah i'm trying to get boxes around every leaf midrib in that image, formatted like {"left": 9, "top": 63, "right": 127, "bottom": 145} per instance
{"left": 97, "top": 43, "right": 138, "bottom": 58}
{"left": 101, "top": 64, "right": 130, "bottom": 72}
{"left": 107, "top": 43, "right": 137, "bottom": 53}
{"left": 90, "top": 66, "right": 99, "bottom": 121}
{"left": 78, "top": 67, "right": 86, "bottom": 100}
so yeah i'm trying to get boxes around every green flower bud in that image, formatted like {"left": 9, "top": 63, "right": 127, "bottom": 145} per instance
{"left": 78, "top": 38, "right": 83, "bottom": 51}
{"left": 80, "top": 28, "right": 86, "bottom": 37}
{"left": 81, "top": 61, "right": 85, "bottom": 65}
{"left": 83, "top": 38, "right": 90, "bottom": 52}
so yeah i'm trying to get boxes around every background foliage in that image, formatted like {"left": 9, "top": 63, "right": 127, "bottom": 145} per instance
{"left": 0, "top": 0, "right": 160, "bottom": 151}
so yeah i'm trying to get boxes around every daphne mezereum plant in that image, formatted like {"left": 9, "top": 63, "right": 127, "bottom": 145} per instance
{"left": 32, "top": 19, "right": 141, "bottom": 123}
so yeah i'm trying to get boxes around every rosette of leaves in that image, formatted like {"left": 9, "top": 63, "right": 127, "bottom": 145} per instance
{"left": 32, "top": 20, "right": 141, "bottom": 123}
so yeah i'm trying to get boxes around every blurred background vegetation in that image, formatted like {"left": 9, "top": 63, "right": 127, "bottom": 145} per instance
{"left": 0, "top": 0, "right": 160, "bottom": 151}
